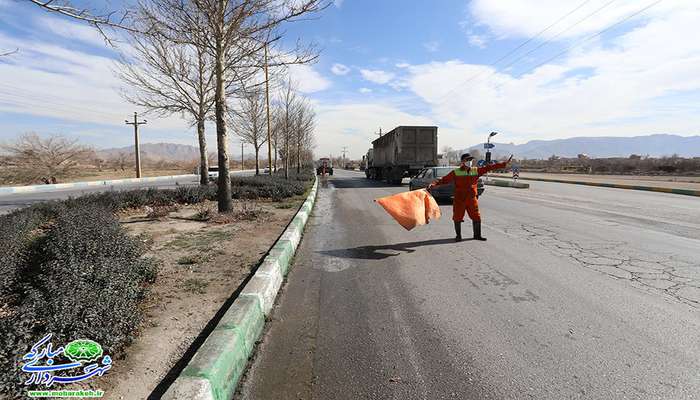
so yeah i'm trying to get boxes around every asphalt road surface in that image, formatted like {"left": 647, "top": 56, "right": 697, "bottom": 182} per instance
{"left": 239, "top": 169, "right": 699, "bottom": 400}
{"left": 0, "top": 171, "right": 253, "bottom": 215}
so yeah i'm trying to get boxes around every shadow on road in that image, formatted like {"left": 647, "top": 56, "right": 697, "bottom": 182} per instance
{"left": 328, "top": 178, "right": 406, "bottom": 189}
{"left": 318, "top": 238, "right": 455, "bottom": 260}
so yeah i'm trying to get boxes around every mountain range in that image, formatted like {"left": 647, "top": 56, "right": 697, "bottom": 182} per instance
{"left": 466, "top": 134, "right": 700, "bottom": 159}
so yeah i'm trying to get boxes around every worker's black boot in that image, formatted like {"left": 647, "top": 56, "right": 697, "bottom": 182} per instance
{"left": 454, "top": 221, "right": 462, "bottom": 242}
{"left": 473, "top": 221, "right": 487, "bottom": 241}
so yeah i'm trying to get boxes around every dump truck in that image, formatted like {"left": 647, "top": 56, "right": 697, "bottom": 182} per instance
{"left": 316, "top": 157, "right": 333, "bottom": 175}
{"left": 365, "top": 126, "right": 438, "bottom": 184}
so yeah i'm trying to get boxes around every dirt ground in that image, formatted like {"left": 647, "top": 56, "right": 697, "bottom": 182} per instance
{"left": 96, "top": 196, "right": 303, "bottom": 400}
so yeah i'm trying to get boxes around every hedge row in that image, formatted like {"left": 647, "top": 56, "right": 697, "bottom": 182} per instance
{"left": 0, "top": 171, "right": 313, "bottom": 397}
{"left": 0, "top": 204, "right": 156, "bottom": 398}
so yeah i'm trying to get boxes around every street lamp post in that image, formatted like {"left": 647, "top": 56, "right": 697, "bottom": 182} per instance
{"left": 484, "top": 131, "right": 498, "bottom": 182}
{"left": 486, "top": 131, "right": 498, "bottom": 164}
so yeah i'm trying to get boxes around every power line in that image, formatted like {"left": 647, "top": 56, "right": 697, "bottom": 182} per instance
{"left": 0, "top": 82, "right": 124, "bottom": 114}
{"left": 489, "top": 0, "right": 594, "bottom": 68}
{"left": 434, "top": 0, "right": 616, "bottom": 105}
{"left": 0, "top": 86, "right": 126, "bottom": 120}
{"left": 0, "top": 95, "right": 124, "bottom": 122}
{"left": 491, "top": 0, "right": 663, "bottom": 92}
{"left": 497, "top": 0, "right": 618, "bottom": 73}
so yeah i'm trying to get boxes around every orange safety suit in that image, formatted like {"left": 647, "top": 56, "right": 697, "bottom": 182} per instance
{"left": 432, "top": 162, "right": 507, "bottom": 222}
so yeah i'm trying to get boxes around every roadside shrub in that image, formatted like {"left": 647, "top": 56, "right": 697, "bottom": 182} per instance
{"left": 0, "top": 211, "right": 42, "bottom": 301}
{"left": 173, "top": 185, "right": 217, "bottom": 204}
{"left": 146, "top": 204, "right": 180, "bottom": 219}
{"left": 0, "top": 203, "right": 157, "bottom": 398}
{"left": 229, "top": 175, "right": 308, "bottom": 201}
{"left": 28, "top": 204, "right": 157, "bottom": 351}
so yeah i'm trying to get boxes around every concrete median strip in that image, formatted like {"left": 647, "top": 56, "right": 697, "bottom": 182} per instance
{"left": 0, "top": 174, "right": 198, "bottom": 194}
{"left": 163, "top": 177, "right": 319, "bottom": 400}
{"left": 0, "top": 170, "right": 258, "bottom": 195}
{"left": 483, "top": 179, "right": 530, "bottom": 189}
{"left": 492, "top": 175, "right": 700, "bottom": 197}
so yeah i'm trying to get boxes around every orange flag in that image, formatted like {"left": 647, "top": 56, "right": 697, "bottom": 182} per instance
{"left": 375, "top": 189, "right": 441, "bottom": 231}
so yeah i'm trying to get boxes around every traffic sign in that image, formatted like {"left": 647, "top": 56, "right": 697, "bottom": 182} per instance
{"left": 483, "top": 143, "right": 495, "bottom": 149}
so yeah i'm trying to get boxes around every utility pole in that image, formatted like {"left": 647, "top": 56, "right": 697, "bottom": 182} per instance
{"left": 341, "top": 146, "right": 348, "bottom": 167}
{"left": 125, "top": 112, "right": 147, "bottom": 178}
{"left": 375, "top": 127, "right": 383, "bottom": 137}
{"left": 241, "top": 141, "right": 244, "bottom": 171}
{"left": 264, "top": 43, "right": 273, "bottom": 175}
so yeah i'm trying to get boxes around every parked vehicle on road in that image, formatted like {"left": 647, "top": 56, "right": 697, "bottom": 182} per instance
{"left": 316, "top": 158, "right": 333, "bottom": 175}
{"left": 409, "top": 166, "right": 484, "bottom": 201}
{"left": 365, "top": 126, "right": 438, "bottom": 184}
{"left": 207, "top": 166, "right": 219, "bottom": 181}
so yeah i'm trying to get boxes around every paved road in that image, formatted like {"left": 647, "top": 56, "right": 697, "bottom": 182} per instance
{"left": 0, "top": 171, "right": 253, "bottom": 215}
{"left": 239, "top": 169, "right": 699, "bottom": 400}
{"left": 491, "top": 172, "right": 700, "bottom": 191}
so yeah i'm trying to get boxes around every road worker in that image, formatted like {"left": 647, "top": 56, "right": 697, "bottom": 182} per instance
{"left": 427, "top": 153, "right": 512, "bottom": 242}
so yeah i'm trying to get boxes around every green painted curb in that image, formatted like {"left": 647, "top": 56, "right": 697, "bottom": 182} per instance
{"left": 181, "top": 329, "right": 247, "bottom": 400}
{"left": 269, "top": 240, "right": 295, "bottom": 276}
{"left": 164, "top": 176, "right": 319, "bottom": 400}
{"left": 216, "top": 296, "right": 265, "bottom": 355}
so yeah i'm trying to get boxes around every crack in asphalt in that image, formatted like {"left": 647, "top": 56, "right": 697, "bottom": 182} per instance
{"left": 494, "top": 223, "right": 700, "bottom": 308}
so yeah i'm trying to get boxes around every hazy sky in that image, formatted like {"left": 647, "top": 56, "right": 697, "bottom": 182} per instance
{"left": 1, "top": 0, "right": 699, "bottom": 159}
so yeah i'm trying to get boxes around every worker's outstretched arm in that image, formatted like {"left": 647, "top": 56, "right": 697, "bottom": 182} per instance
{"left": 427, "top": 171, "right": 455, "bottom": 190}
{"left": 477, "top": 155, "right": 513, "bottom": 176}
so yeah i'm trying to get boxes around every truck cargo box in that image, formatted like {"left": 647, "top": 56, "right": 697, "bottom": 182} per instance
{"left": 372, "top": 126, "right": 437, "bottom": 168}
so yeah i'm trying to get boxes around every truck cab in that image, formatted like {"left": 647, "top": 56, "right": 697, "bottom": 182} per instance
{"left": 316, "top": 158, "right": 333, "bottom": 175}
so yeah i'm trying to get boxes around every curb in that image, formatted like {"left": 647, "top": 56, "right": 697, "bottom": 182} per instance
{"left": 491, "top": 175, "right": 700, "bottom": 197}
{"left": 162, "top": 177, "right": 319, "bottom": 400}
{"left": 0, "top": 174, "right": 198, "bottom": 195}
{"left": 483, "top": 179, "right": 529, "bottom": 189}
{"left": 0, "top": 170, "right": 258, "bottom": 195}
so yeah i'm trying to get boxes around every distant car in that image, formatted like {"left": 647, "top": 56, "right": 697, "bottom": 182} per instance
{"left": 263, "top": 167, "right": 270, "bottom": 174}
{"left": 207, "top": 166, "right": 219, "bottom": 181}
{"left": 409, "top": 166, "right": 484, "bottom": 201}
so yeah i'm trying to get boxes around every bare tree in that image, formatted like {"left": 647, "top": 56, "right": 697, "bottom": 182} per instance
{"left": 117, "top": 16, "right": 216, "bottom": 186}
{"left": 270, "top": 106, "right": 282, "bottom": 172}
{"left": 25, "top": 0, "right": 137, "bottom": 44}
{"left": 0, "top": 133, "right": 93, "bottom": 184}
{"left": 114, "top": 151, "right": 131, "bottom": 171}
{"left": 292, "top": 98, "right": 315, "bottom": 173}
{"left": 137, "top": 0, "right": 326, "bottom": 211}
{"left": 277, "top": 78, "right": 300, "bottom": 179}
{"left": 230, "top": 88, "right": 267, "bottom": 175}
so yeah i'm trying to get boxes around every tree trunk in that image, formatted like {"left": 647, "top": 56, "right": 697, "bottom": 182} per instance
{"left": 214, "top": 12, "right": 232, "bottom": 212}
{"left": 296, "top": 140, "right": 301, "bottom": 174}
{"left": 273, "top": 144, "right": 277, "bottom": 172}
{"left": 284, "top": 135, "right": 289, "bottom": 180}
{"left": 254, "top": 146, "right": 260, "bottom": 175}
{"left": 197, "top": 118, "right": 208, "bottom": 186}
